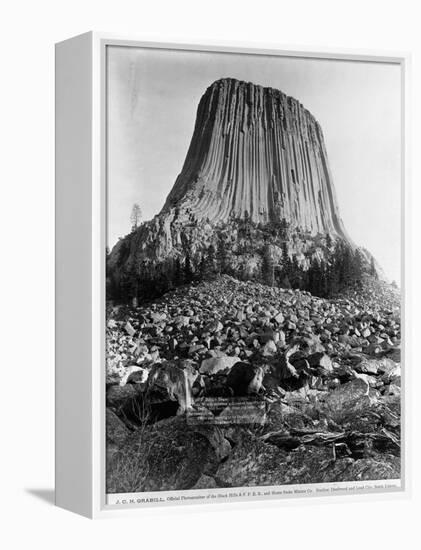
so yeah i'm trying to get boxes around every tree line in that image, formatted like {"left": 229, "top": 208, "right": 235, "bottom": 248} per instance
{"left": 107, "top": 208, "right": 376, "bottom": 303}
{"left": 263, "top": 239, "right": 375, "bottom": 297}
{"left": 108, "top": 235, "right": 375, "bottom": 305}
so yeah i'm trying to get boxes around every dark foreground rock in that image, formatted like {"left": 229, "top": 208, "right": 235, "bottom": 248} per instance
{"left": 107, "top": 417, "right": 223, "bottom": 493}
{"left": 216, "top": 435, "right": 399, "bottom": 487}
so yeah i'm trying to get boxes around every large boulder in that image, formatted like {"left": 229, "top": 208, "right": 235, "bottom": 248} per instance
{"left": 192, "top": 474, "right": 218, "bottom": 489}
{"left": 307, "top": 352, "right": 333, "bottom": 373}
{"left": 295, "top": 335, "right": 325, "bottom": 354}
{"left": 262, "top": 339, "right": 277, "bottom": 356}
{"left": 106, "top": 384, "right": 139, "bottom": 409}
{"left": 147, "top": 361, "right": 199, "bottom": 413}
{"left": 215, "top": 434, "right": 288, "bottom": 487}
{"left": 226, "top": 363, "right": 264, "bottom": 396}
{"left": 325, "top": 378, "right": 370, "bottom": 414}
{"left": 355, "top": 358, "right": 381, "bottom": 375}
{"left": 124, "top": 321, "right": 136, "bottom": 336}
{"left": 266, "top": 401, "right": 316, "bottom": 430}
{"left": 107, "top": 417, "right": 218, "bottom": 493}
{"left": 106, "top": 408, "right": 130, "bottom": 446}
{"left": 119, "top": 365, "right": 149, "bottom": 387}
{"left": 200, "top": 355, "right": 240, "bottom": 375}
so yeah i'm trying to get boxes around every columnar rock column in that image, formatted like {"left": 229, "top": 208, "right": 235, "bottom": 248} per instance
{"left": 162, "top": 78, "right": 349, "bottom": 240}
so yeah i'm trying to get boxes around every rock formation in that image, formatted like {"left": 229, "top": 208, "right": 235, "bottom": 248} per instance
{"left": 162, "top": 78, "right": 349, "bottom": 238}
{"left": 108, "top": 78, "right": 380, "bottom": 301}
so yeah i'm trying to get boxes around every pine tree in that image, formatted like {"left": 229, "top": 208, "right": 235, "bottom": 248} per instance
{"left": 199, "top": 245, "right": 217, "bottom": 280}
{"left": 333, "top": 242, "right": 352, "bottom": 288}
{"left": 279, "top": 218, "right": 289, "bottom": 241}
{"left": 326, "top": 242, "right": 366, "bottom": 295}
{"left": 216, "top": 237, "right": 229, "bottom": 275}
{"left": 262, "top": 244, "right": 275, "bottom": 286}
{"left": 130, "top": 203, "right": 142, "bottom": 232}
{"left": 370, "top": 256, "right": 378, "bottom": 279}
{"left": 308, "top": 258, "right": 324, "bottom": 296}
{"left": 208, "top": 245, "right": 216, "bottom": 275}
{"left": 353, "top": 249, "right": 364, "bottom": 286}
{"left": 326, "top": 256, "right": 340, "bottom": 295}
{"left": 320, "top": 260, "right": 329, "bottom": 297}
{"left": 155, "top": 271, "right": 171, "bottom": 296}
{"left": 174, "top": 258, "right": 183, "bottom": 286}
{"left": 327, "top": 241, "right": 345, "bottom": 295}
{"left": 198, "top": 256, "right": 207, "bottom": 280}
{"left": 280, "top": 241, "right": 292, "bottom": 287}
{"left": 118, "top": 258, "right": 138, "bottom": 305}
{"left": 325, "top": 233, "right": 333, "bottom": 249}
{"left": 184, "top": 252, "right": 194, "bottom": 283}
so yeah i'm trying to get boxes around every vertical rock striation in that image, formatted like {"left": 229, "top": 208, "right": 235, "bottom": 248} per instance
{"left": 162, "top": 78, "right": 349, "bottom": 240}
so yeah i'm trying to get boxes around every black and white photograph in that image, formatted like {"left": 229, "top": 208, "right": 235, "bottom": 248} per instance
{"left": 105, "top": 46, "right": 402, "bottom": 497}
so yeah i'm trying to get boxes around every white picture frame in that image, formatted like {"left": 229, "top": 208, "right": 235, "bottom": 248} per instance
{"left": 55, "top": 32, "right": 411, "bottom": 518}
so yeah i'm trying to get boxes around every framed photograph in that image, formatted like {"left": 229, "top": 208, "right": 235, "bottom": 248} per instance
{"left": 55, "top": 33, "right": 410, "bottom": 518}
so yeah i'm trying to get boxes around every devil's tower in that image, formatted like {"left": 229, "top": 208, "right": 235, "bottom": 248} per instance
{"left": 108, "top": 78, "right": 368, "bottom": 300}
{"left": 162, "top": 78, "right": 349, "bottom": 239}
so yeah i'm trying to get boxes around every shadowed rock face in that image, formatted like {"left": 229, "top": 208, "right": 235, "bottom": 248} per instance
{"left": 162, "top": 78, "right": 349, "bottom": 239}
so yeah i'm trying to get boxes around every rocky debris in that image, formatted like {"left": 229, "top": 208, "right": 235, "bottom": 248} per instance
{"left": 215, "top": 432, "right": 400, "bottom": 488}
{"left": 106, "top": 275, "right": 401, "bottom": 492}
{"left": 334, "top": 456, "right": 400, "bottom": 481}
{"left": 106, "top": 278, "right": 399, "bottom": 391}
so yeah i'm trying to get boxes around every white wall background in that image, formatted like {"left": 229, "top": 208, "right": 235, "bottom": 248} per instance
{"left": 0, "top": 0, "right": 419, "bottom": 547}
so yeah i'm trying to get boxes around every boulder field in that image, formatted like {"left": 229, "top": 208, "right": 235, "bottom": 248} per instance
{"left": 106, "top": 275, "right": 401, "bottom": 493}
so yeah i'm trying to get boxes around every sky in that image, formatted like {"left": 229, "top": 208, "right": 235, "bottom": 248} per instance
{"left": 107, "top": 46, "right": 402, "bottom": 283}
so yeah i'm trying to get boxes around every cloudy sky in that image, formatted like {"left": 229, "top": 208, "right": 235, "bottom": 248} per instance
{"left": 107, "top": 46, "right": 402, "bottom": 283}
